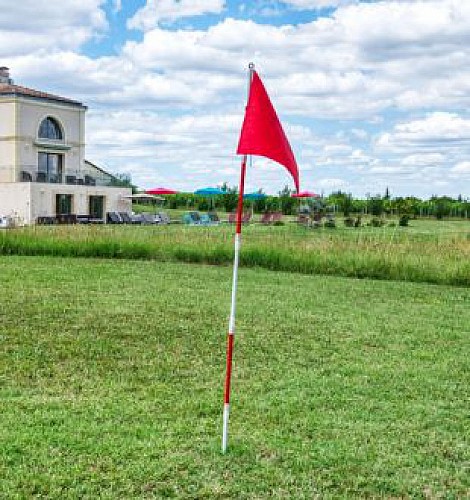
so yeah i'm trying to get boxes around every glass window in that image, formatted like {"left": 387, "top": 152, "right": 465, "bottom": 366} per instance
{"left": 89, "top": 196, "right": 104, "bottom": 219}
{"left": 38, "top": 117, "right": 63, "bottom": 140}
{"left": 38, "top": 152, "right": 63, "bottom": 183}
{"left": 56, "top": 194, "right": 73, "bottom": 215}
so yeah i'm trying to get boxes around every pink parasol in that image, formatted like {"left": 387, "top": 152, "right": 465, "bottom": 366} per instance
{"left": 145, "top": 187, "right": 179, "bottom": 195}
{"left": 291, "top": 190, "right": 320, "bottom": 198}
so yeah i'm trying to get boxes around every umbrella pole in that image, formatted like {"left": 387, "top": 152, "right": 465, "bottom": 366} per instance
{"left": 222, "top": 154, "right": 247, "bottom": 454}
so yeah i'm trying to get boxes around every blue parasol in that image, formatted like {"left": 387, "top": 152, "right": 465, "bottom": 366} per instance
{"left": 194, "top": 187, "right": 225, "bottom": 210}
{"left": 243, "top": 192, "right": 267, "bottom": 200}
{"left": 194, "top": 187, "right": 225, "bottom": 196}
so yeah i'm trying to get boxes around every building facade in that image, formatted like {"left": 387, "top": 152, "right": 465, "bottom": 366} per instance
{"left": 0, "top": 67, "right": 131, "bottom": 224}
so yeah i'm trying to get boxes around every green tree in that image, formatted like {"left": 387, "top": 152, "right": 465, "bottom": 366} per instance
{"left": 278, "top": 185, "right": 296, "bottom": 215}
{"left": 331, "top": 191, "right": 354, "bottom": 216}
{"left": 220, "top": 183, "right": 239, "bottom": 213}
{"left": 368, "top": 195, "right": 384, "bottom": 217}
{"left": 431, "top": 196, "right": 453, "bottom": 220}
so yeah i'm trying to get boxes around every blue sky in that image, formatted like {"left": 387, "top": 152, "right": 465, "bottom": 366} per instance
{"left": 1, "top": 0, "right": 470, "bottom": 198}
{"left": 84, "top": 1, "right": 330, "bottom": 57}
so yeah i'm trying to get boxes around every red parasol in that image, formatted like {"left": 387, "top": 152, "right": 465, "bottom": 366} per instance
{"left": 145, "top": 187, "right": 179, "bottom": 195}
{"left": 291, "top": 190, "right": 320, "bottom": 198}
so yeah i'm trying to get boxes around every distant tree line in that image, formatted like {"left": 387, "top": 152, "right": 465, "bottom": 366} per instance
{"left": 125, "top": 172, "right": 469, "bottom": 219}
{"left": 168, "top": 186, "right": 470, "bottom": 219}
{"left": 326, "top": 191, "right": 470, "bottom": 219}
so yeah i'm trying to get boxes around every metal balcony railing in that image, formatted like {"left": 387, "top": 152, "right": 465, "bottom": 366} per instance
{"left": 0, "top": 165, "right": 117, "bottom": 187}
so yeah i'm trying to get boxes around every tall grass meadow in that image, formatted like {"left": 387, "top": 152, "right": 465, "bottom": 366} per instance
{"left": 0, "top": 220, "right": 468, "bottom": 286}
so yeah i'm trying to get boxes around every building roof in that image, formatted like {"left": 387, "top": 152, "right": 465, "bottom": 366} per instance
{"left": 84, "top": 160, "right": 118, "bottom": 181}
{"left": 0, "top": 83, "right": 86, "bottom": 108}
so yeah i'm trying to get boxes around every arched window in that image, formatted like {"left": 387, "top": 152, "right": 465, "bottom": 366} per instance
{"left": 38, "top": 117, "right": 63, "bottom": 140}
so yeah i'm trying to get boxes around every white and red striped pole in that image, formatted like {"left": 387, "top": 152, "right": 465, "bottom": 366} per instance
{"left": 222, "top": 63, "right": 254, "bottom": 454}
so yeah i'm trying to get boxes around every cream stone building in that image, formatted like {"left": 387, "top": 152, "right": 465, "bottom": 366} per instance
{"left": 0, "top": 67, "right": 131, "bottom": 224}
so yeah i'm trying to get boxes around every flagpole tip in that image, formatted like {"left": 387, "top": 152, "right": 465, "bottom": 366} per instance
{"left": 248, "top": 62, "right": 255, "bottom": 70}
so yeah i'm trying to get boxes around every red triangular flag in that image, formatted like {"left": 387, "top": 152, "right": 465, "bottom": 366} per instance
{"left": 237, "top": 71, "right": 299, "bottom": 192}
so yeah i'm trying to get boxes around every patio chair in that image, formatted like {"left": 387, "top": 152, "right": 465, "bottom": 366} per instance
{"left": 311, "top": 212, "right": 323, "bottom": 228}
{"left": 158, "top": 212, "right": 172, "bottom": 224}
{"left": 106, "top": 211, "right": 122, "bottom": 224}
{"left": 196, "top": 212, "right": 218, "bottom": 225}
{"left": 141, "top": 212, "right": 157, "bottom": 224}
{"left": 119, "top": 212, "right": 133, "bottom": 224}
{"left": 207, "top": 211, "right": 221, "bottom": 224}
{"left": 297, "top": 214, "right": 310, "bottom": 226}
{"left": 242, "top": 211, "right": 252, "bottom": 224}
{"left": 260, "top": 212, "right": 273, "bottom": 224}
{"left": 199, "top": 213, "right": 211, "bottom": 225}
{"left": 227, "top": 211, "right": 252, "bottom": 224}
{"left": 131, "top": 213, "right": 144, "bottom": 224}
{"left": 182, "top": 211, "right": 202, "bottom": 225}
{"left": 324, "top": 213, "right": 336, "bottom": 228}
{"left": 271, "top": 212, "right": 283, "bottom": 223}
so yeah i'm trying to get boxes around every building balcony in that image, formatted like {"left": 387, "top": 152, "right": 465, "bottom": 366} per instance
{"left": 16, "top": 166, "right": 114, "bottom": 187}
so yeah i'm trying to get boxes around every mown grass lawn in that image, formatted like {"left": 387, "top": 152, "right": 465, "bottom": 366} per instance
{"left": 0, "top": 256, "right": 469, "bottom": 498}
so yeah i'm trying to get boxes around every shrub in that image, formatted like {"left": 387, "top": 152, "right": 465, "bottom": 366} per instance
{"left": 370, "top": 217, "right": 385, "bottom": 227}
{"left": 324, "top": 219, "right": 336, "bottom": 228}
{"left": 344, "top": 217, "right": 355, "bottom": 227}
{"left": 399, "top": 215, "right": 410, "bottom": 227}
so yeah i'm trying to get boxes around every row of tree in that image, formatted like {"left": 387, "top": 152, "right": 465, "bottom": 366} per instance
{"left": 326, "top": 191, "right": 470, "bottom": 219}
{"left": 117, "top": 173, "right": 470, "bottom": 219}
{"left": 166, "top": 189, "right": 470, "bottom": 219}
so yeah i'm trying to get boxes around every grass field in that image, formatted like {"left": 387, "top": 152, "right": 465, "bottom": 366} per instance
{"left": 1, "top": 256, "right": 469, "bottom": 497}
{"left": 1, "top": 218, "right": 469, "bottom": 286}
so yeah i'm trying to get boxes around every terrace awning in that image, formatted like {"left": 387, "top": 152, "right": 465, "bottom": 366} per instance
{"left": 122, "top": 193, "right": 165, "bottom": 201}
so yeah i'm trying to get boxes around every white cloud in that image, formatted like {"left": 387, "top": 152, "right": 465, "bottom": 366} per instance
{"left": 2, "top": 0, "right": 470, "bottom": 196}
{"left": 451, "top": 162, "right": 470, "bottom": 174}
{"left": 0, "top": 0, "right": 107, "bottom": 57}
{"left": 351, "top": 128, "right": 368, "bottom": 139}
{"left": 128, "top": 0, "right": 225, "bottom": 31}
{"left": 369, "top": 165, "right": 413, "bottom": 175}
{"left": 376, "top": 113, "right": 470, "bottom": 153}
{"left": 315, "top": 177, "right": 348, "bottom": 190}
{"left": 8, "top": 1, "right": 470, "bottom": 118}
{"left": 364, "top": 113, "right": 470, "bottom": 195}
{"left": 402, "top": 153, "right": 445, "bottom": 166}
{"left": 284, "top": 0, "right": 357, "bottom": 8}
{"left": 84, "top": 107, "right": 312, "bottom": 193}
